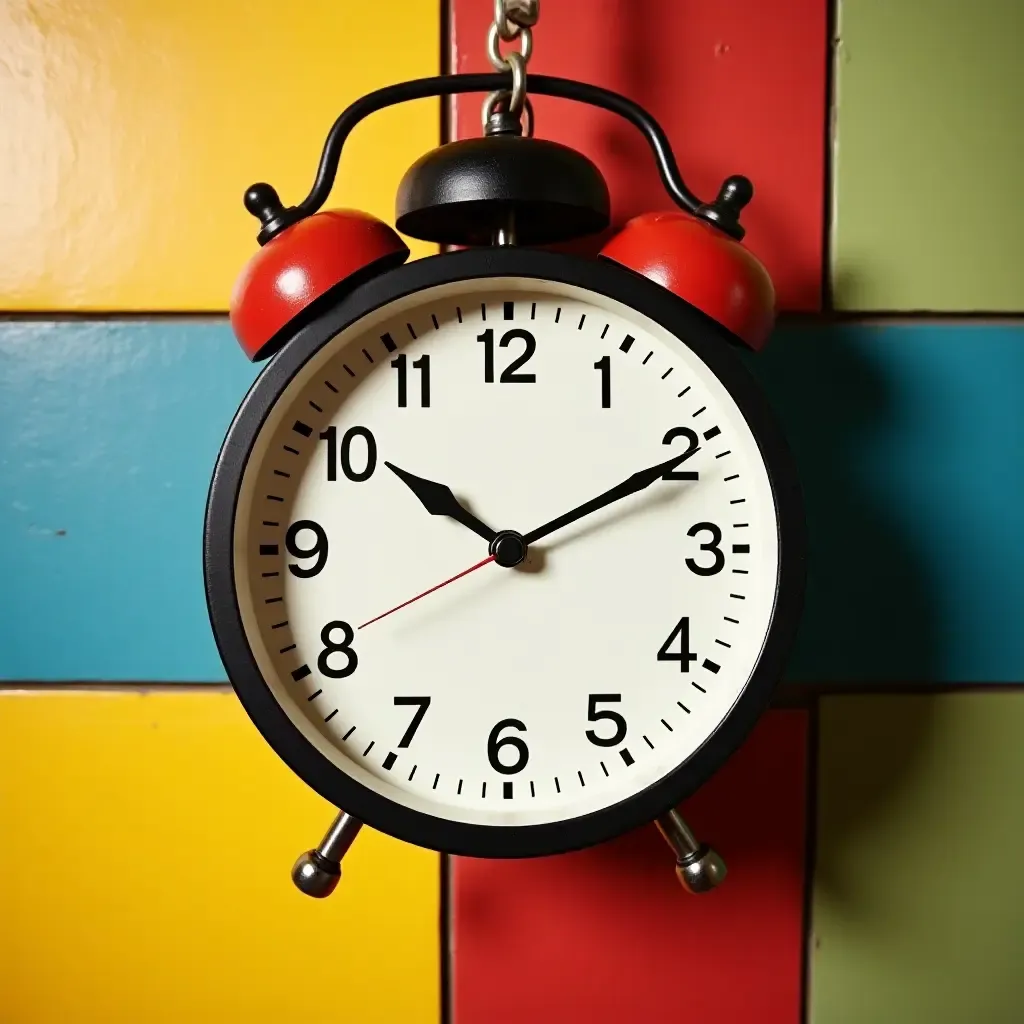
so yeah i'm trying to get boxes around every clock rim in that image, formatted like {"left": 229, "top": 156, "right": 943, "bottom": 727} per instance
{"left": 204, "top": 247, "right": 806, "bottom": 858}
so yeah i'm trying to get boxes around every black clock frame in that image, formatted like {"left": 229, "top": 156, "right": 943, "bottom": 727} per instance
{"left": 204, "top": 247, "right": 805, "bottom": 859}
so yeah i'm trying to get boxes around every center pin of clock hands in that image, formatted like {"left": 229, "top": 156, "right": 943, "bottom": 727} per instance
{"left": 360, "top": 446, "right": 700, "bottom": 629}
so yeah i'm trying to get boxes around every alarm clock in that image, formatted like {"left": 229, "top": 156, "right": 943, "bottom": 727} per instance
{"left": 204, "top": 57, "right": 805, "bottom": 897}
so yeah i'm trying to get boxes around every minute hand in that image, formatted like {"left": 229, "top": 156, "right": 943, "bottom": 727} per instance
{"left": 522, "top": 447, "right": 701, "bottom": 546}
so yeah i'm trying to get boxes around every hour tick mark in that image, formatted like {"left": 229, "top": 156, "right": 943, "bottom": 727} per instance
{"left": 259, "top": 544, "right": 279, "bottom": 556}
{"left": 363, "top": 741, "right": 375, "bottom": 756}
{"left": 406, "top": 323, "right": 417, "bottom": 339}
{"left": 578, "top": 314, "right": 586, "bottom": 330}
{"left": 307, "top": 690, "right": 322, "bottom": 701}
{"left": 620, "top": 748, "right": 635, "bottom": 766}
{"left": 643, "top": 735, "right": 654, "bottom": 749}
{"left": 291, "top": 665, "right": 311, "bottom": 681}
{"left": 703, "top": 426, "right": 721, "bottom": 440}
{"left": 343, "top": 364, "right": 355, "bottom": 377}
{"left": 661, "top": 367, "right": 673, "bottom": 379}
{"left": 324, "top": 709, "right": 339, "bottom": 722}
{"left": 382, "top": 752, "right": 397, "bottom": 771}
{"left": 703, "top": 659, "right": 721, "bottom": 674}
{"left": 292, "top": 420, "right": 312, "bottom": 437}
{"left": 342, "top": 726, "right": 356, "bottom": 741}
{"left": 362, "top": 348, "right": 374, "bottom": 363}
{"left": 308, "top": 400, "right": 322, "bottom": 412}
{"left": 503, "top": 781, "right": 513, "bottom": 799}
{"left": 620, "top": 334, "right": 634, "bottom": 353}
{"left": 642, "top": 351, "right": 653, "bottom": 365}
{"left": 504, "top": 301, "right": 514, "bottom": 320}
{"left": 733, "top": 544, "right": 750, "bottom": 553}
{"left": 381, "top": 332, "right": 397, "bottom": 352}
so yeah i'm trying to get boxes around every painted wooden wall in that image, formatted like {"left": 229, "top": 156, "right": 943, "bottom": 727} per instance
{"left": 1, "top": 0, "right": 1023, "bottom": 1021}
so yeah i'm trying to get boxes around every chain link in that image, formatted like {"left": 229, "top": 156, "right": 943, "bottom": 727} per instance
{"left": 482, "top": 0, "right": 538, "bottom": 129}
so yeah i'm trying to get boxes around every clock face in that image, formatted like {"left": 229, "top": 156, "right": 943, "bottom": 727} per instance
{"left": 208, "top": 251, "right": 803, "bottom": 856}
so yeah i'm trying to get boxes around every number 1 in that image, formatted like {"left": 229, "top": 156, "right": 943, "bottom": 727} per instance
{"left": 594, "top": 355, "right": 611, "bottom": 408}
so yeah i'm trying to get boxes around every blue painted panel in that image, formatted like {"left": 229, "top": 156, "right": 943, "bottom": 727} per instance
{"left": 0, "top": 321, "right": 257, "bottom": 681}
{"left": 753, "top": 322, "right": 1024, "bottom": 682}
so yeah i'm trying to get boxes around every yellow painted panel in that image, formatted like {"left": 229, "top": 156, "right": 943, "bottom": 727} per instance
{"left": 0, "top": 1, "right": 439, "bottom": 311}
{"left": 0, "top": 690, "right": 440, "bottom": 1024}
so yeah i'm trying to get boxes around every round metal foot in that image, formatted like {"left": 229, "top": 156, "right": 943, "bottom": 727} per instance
{"left": 292, "top": 851, "right": 342, "bottom": 898}
{"left": 675, "top": 844, "right": 728, "bottom": 894}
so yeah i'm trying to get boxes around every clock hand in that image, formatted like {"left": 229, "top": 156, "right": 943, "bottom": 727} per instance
{"left": 522, "top": 447, "right": 701, "bottom": 546}
{"left": 358, "top": 554, "right": 496, "bottom": 629}
{"left": 385, "top": 461, "right": 497, "bottom": 543}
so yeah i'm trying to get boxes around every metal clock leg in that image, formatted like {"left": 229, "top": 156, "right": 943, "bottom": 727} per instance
{"left": 291, "top": 811, "right": 363, "bottom": 898}
{"left": 656, "top": 808, "right": 727, "bottom": 894}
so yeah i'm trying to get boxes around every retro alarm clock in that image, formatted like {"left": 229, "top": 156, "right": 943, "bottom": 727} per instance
{"left": 204, "top": 0, "right": 805, "bottom": 899}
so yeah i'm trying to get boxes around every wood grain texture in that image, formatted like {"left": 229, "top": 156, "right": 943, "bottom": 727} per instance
{"left": 0, "top": 689, "right": 440, "bottom": 1024}
{"left": 0, "top": 0, "right": 439, "bottom": 310}
{"left": 451, "top": 710, "right": 808, "bottom": 1024}
{"left": 450, "top": 0, "right": 828, "bottom": 311}
{"left": 831, "top": 0, "right": 1024, "bottom": 310}
{"left": 812, "top": 692, "right": 1024, "bottom": 1023}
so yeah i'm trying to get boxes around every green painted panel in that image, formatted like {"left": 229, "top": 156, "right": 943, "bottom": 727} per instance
{"left": 811, "top": 693, "right": 1024, "bottom": 1024}
{"left": 832, "top": 0, "right": 1024, "bottom": 310}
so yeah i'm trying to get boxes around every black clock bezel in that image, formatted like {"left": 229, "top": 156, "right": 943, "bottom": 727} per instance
{"left": 204, "top": 247, "right": 806, "bottom": 858}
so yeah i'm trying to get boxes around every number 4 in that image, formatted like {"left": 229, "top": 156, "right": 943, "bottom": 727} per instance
{"left": 657, "top": 616, "right": 698, "bottom": 672}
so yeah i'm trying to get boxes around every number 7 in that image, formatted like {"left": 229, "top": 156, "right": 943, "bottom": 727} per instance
{"left": 394, "top": 696, "right": 431, "bottom": 747}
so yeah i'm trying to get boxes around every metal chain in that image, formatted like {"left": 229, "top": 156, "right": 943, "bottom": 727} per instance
{"left": 482, "top": 0, "right": 538, "bottom": 130}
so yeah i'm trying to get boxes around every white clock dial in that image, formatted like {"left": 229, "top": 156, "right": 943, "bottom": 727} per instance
{"left": 231, "top": 275, "right": 781, "bottom": 830}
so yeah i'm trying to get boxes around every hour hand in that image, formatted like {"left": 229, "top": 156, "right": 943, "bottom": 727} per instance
{"left": 384, "top": 462, "right": 497, "bottom": 543}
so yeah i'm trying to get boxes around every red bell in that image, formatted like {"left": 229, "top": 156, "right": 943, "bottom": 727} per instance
{"left": 230, "top": 185, "right": 410, "bottom": 361}
{"left": 601, "top": 203, "right": 775, "bottom": 352}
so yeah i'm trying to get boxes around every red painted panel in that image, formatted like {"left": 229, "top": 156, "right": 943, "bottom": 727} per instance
{"left": 450, "top": 0, "right": 827, "bottom": 311}
{"left": 451, "top": 710, "right": 809, "bottom": 1024}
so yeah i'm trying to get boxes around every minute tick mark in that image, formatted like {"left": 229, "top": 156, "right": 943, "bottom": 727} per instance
{"left": 342, "top": 726, "right": 356, "bottom": 740}
{"left": 643, "top": 735, "right": 654, "bottom": 749}
{"left": 578, "top": 314, "right": 586, "bottom": 330}
{"left": 677, "top": 386, "right": 691, "bottom": 397}
{"left": 642, "top": 351, "right": 653, "bottom": 365}
{"left": 692, "top": 406, "right": 706, "bottom": 416}
{"left": 407, "top": 323, "right": 417, "bottom": 339}
{"left": 661, "top": 367, "right": 673, "bottom": 379}
{"left": 308, "top": 400, "right": 322, "bottom": 412}
{"left": 362, "top": 348, "right": 374, "bottom": 363}
{"left": 363, "top": 741, "right": 375, "bottom": 757}
{"left": 343, "top": 364, "right": 355, "bottom": 377}
{"left": 601, "top": 323, "right": 609, "bottom": 338}
{"left": 325, "top": 709, "right": 339, "bottom": 723}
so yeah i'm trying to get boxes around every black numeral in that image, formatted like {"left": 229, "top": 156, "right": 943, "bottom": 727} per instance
{"left": 662, "top": 427, "right": 700, "bottom": 480}
{"left": 319, "top": 425, "right": 377, "bottom": 482}
{"left": 686, "top": 522, "right": 724, "bottom": 576}
{"left": 586, "top": 694, "right": 627, "bottom": 747}
{"left": 318, "top": 621, "right": 358, "bottom": 678}
{"left": 285, "top": 520, "right": 328, "bottom": 578}
{"left": 657, "top": 616, "right": 697, "bottom": 672}
{"left": 477, "top": 329, "right": 536, "bottom": 383}
{"left": 394, "top": 696, "right": 431, "bottom": 747}
{"left": 487, "top": 718, "right": 529, "bottom": 774}
{"left": 594, "top": 355, "right": 611, "bottom": 408}
{"left": 391, "top": 353, "right": 431, "bottom": 407}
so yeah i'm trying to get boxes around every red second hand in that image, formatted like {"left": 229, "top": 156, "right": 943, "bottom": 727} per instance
{"left": 358, "top": 554, "right": 497, "bottom": 629}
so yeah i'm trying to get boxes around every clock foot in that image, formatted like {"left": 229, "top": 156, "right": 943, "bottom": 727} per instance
{"left": 291, "top": 811, "right": 363, "bottom": 898}
{"left": 656, "top": 808, "right": 727, "bottom": 894}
